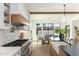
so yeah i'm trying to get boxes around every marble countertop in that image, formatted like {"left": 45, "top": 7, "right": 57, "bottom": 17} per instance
{"left": 0, "top": 47, "right": 21, "bottom": 56}
{"left": 0, "top": 39, "right": 31, "bottom": 56}
{"left": 51, "top": 41, "right": 70, "bottom": 54}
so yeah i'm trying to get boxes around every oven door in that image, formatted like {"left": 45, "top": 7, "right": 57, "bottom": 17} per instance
{"left": 21, "top": 41, "right": 31, "bottom": 56}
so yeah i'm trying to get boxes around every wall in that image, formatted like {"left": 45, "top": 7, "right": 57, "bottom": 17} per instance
{"left": 71, "top": 15, "right": 79, "bottom": 39}
{"left": 63, "top": 14, "right": 79, "bottom": 39}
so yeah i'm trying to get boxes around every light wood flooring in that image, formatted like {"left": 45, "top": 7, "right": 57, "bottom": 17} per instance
{"left": 31, "top": 42, "right": 51, "bottom": 56}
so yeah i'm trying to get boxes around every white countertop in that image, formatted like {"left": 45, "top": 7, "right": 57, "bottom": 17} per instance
{"left": 0, "top": 47, "right": 21, "bottom": 56}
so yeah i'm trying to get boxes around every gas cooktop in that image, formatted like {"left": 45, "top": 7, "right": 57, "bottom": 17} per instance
{"left": 3, "top": 39, "right": 29, "bottom": 47}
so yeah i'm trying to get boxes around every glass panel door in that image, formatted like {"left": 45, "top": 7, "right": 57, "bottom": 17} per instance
{"left": 36, "top": 23, "right": 42, "bottom": 39}
{"left": 54, "top": 24, "right": 60, "bottom": 41}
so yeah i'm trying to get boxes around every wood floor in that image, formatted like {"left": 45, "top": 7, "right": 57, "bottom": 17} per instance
{"left": 31, "top": 42, "right": 51, "bottom": 56}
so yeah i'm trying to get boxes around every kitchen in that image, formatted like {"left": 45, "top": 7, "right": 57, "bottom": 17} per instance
{"left": 0, "top": 3, "right": 79, "bottom": 56}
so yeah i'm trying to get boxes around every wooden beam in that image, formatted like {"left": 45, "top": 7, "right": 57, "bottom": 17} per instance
{"left": 30, "top": 12, "right": 79, "bottom": 14}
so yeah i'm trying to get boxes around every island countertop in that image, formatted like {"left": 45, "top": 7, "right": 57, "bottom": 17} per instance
{"left": 60, "top": 42, "right": 79, "bottom": 56}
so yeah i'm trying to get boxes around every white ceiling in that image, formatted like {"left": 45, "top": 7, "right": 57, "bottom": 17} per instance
{"left": 25, "top": 3, "right": 79, "bottom": 12}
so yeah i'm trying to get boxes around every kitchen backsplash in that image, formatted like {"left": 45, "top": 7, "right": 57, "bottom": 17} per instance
{"left": 16, "top": 30, "right": 30, "bottom": 39}
{"left": 0, "top": 29, "right": 19, "bottom": 46}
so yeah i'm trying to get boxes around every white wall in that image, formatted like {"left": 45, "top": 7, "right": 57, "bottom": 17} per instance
{"left": 63, "top": 14, "right": 79, "bottom": 39}
{"left": 71, "top": 15, "right": 79, "bottom": 39}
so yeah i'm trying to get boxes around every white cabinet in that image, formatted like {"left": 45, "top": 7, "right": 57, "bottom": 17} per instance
{"left": 10, "top": 3, "right": 19, "bottom": 14}
{"left": 4, "top": 3, "right": 10, "bottom": 25}
{"left": 0, "top": 3, "right": 10, "bottom": 29}
{"left": 0, "top": 4, "right": 5, "bottom": 28}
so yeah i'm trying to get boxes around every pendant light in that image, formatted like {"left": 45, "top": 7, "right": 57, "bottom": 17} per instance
{"left": 64, "top": 4, "right": 66, "bottom": 16}
{"left": 64, "top": 4, "right": 67, "bottom": 24}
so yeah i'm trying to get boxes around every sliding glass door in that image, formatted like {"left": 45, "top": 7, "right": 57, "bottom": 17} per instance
{"left": 54, "top": 24, "right": 60, "bottom": 41}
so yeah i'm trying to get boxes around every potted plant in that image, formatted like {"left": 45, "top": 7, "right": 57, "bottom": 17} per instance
{"left": 55, "top": 28, "right": 65, "bottom": 34}
{"left": 55, "top": 27, "right": 69, "bottom": 39}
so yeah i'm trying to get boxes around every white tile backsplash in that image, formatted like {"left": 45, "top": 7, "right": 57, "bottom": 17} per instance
{"left": 0, "top": 29, "right": 19, "bottom": 46}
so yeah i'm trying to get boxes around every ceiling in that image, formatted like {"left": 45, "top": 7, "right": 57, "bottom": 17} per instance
{"left": 25, "top": 3, "right": 79, "bottom": 12}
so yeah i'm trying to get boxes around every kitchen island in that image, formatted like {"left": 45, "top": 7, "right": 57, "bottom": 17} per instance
{"left": 49, "top": 37, "right": 70, "bottom": 56}
{"left": 49, "top": 41, "right": 70, "bottom": 56}
{"left": 59, "top": 42, "right": 79, "bottom": 56}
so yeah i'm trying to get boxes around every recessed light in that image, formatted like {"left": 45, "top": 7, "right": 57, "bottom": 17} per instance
{"left": 40, "top": 8, "right": 44, "bottom": 10}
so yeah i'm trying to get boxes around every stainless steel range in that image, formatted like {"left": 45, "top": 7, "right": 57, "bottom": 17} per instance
{"left": 3, "top": 39, "right": 32, "bottom": 56}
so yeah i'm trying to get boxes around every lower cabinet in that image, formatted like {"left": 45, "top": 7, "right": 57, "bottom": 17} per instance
{"left": 49, "top": 45, "right": 67, "bottom": 56}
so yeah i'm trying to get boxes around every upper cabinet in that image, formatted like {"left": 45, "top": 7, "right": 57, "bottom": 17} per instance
{"left": 4, "top": 3, "right": 10, "bottom": 28}
{"left": 0, "top": 3, "right": 10, "bottom": 29}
